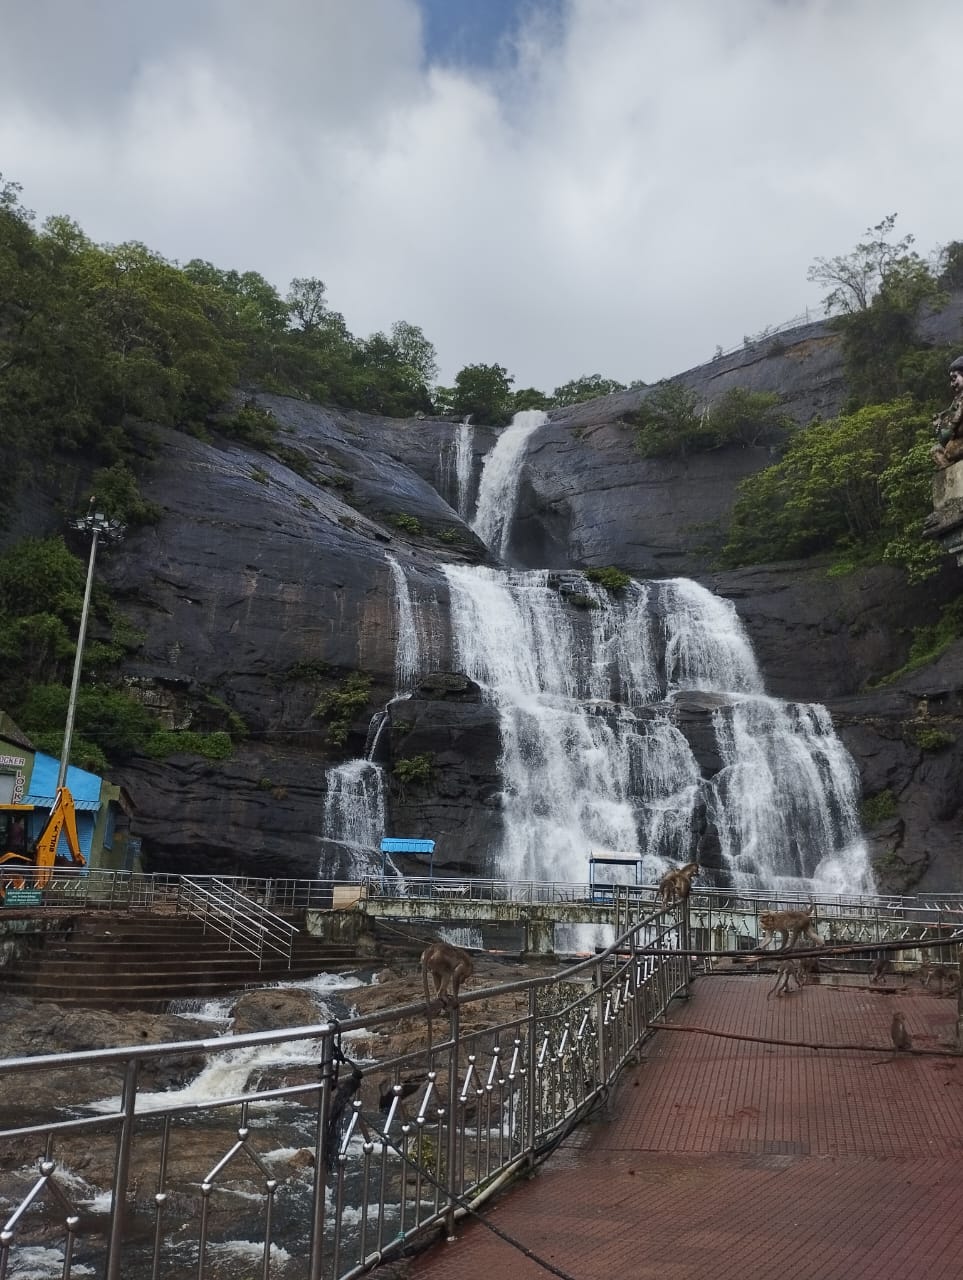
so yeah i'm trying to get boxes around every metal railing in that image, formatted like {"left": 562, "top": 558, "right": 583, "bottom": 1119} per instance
{"left": 179, "top": 876, "right": 299, "bottom": 970}
{"left": 0, "top": 904, "right": 689, "bottom": 1280}
{"left": 6, "top": 867, "right": 963, "bottom": 921}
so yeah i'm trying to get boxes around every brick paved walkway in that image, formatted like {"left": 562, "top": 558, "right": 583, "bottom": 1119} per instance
{"left": 390, "top": 974, "right": 963, "bottom": 1280}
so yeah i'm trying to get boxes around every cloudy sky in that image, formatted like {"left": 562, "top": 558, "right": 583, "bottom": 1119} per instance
{"left": 2, "top": 0, "right": 959, "bottom": 391}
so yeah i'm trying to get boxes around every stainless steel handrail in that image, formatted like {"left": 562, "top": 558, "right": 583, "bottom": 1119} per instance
{"left": 178, "top": 876, "right": 298, "bottom": 969}
{"left": 0, "top": 904, "right": 686, "bottom": 1280}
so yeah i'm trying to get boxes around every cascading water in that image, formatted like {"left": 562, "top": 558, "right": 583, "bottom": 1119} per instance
{"left": 442, "top": 565, "right": 874, "bottom": 895}
{"left": 320, "top": 398, "right": 872, "bottom": 898}
{"left": 708, "top": 695, "right": 869, "bottom": 895}
{"left": 440, "top": 417, "right": 475, "bottom": 521}
{"left": 320, "top": 758, "right": 386, "bottom": 877}
{"left": 471, "top": 410, "right": 547, "bottom": 559}
{"left": 319, "top": 554, "right": 431, "bottom": 877}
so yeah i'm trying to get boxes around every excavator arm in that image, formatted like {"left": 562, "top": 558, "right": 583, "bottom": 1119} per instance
{"left": 32, "top": 787, "right": 85, "bottom": 886}
{"left": 0, "top": 790, "right": 86, "bottom": 900}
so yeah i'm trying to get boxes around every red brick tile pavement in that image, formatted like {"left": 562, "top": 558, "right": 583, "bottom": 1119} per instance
{"left": 389, "top": 975, "right": 963, "bottom": 1280}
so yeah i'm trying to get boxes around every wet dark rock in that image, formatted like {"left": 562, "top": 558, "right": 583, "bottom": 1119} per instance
{"left": 5, "top": 299, "right": 963, "bottom": 893}
{"left": 230, "top": 987, "right": 326, "bottom": 1035}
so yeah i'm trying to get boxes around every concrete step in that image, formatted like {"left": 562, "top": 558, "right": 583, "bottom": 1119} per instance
{"left": 1, "top": 907, "right": 360, "bottom": 1008}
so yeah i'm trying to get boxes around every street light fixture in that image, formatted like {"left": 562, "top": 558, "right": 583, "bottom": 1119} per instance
{"left": 57, "top": 498, "right": 126, "bottom": 791}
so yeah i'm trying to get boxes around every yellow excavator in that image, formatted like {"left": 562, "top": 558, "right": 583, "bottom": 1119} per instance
{"left": 0, "top": 788, "right": 85, "bottom": 900}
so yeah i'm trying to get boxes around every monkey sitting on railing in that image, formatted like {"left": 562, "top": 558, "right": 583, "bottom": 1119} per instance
{"left": 658, "top": 862, "right": 700, "bottom": 906}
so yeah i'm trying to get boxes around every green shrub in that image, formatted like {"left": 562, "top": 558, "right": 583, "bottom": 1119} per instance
{"left": 861, "top": 789, "right": 898, "bottom": 825}
{"left": 722, "top": 398, "right": 939, "bottom": 581}
{"left": 907, "top": 724, "right": 956, "bottom": 752}
{"left": 90, "top": 461, "right": 160, "bottom": 526}
{"left": 391, "top": 514, "right": 423, "bottom": 535}
{"left": 585, "top": 566, "right": 631, "bottom": 592}
{"left": 313, "top": 672, "right": 372, "bottom": 744}
{"left": 393, "top": 753, "right": 435, "bottom": 786}
{"left": 629, "top": 382, "right": 708, "bottom": 457}
{"left": 144, "top": 730, "right": 234, "bottom": 760}
{"left": 220, "top": 402, "right": 279, "bottom": 448}
{"left": 709, "top": 388, "right": 793, "bottom": 448}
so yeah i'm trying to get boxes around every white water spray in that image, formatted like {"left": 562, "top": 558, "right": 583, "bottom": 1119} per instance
{"left": 471, "top": 410, "right": 547, "bottom": 559}
{"left": 442, "top": 565, "right": 872, "bottom": 894}
{"left": 321, "top": 759, "right": 385, "bottom": 877}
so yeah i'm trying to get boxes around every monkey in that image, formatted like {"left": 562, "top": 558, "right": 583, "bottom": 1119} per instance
{"left": 890, "top": 1010, "right": 913, "bottom": 1053}
{"left": 658, "top": 862, "right": 700, "bottom": 906}
{"left": 870, "top": 954, "right": 891, "bottom": 985}
{"left": 918, "top": 958, "right": 961, "bottom": 996}
{"left": 756, "top": 906, "right": 822, "bottom": 952}
{"left": 767, "top": 958, "right": 803, "bottom": 998}
{"left": 420, "top": 940, "right": 474, "bottom": 1044}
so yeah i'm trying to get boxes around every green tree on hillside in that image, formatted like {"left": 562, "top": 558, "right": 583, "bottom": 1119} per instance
{"left": 448, "top": 363, "right": 515, "bottom": 424}
{"left": 631, "top": 382, "right": 707, "bottom": 456}
{"left": 552, "top": 374, "right": 627, "bottom": 406}
{"left": 722, "top": 398, "right": 938, "bottom": 580}
{"left": 807, "top": 215, "right": 945, "bottom": 407}
{"left": 807, "top": 214, "right": 923, "bottom": 315}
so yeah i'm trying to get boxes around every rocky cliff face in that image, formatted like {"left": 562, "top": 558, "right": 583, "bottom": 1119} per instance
{"left": 8, "top": 308, "right": 963, "bottom": 894}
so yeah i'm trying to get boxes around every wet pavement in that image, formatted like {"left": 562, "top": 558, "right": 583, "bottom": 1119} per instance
{"left": 387, "top": 971, "right": 963, "bottom": 1280}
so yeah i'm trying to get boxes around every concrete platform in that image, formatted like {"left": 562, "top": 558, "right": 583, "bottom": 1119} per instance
{"left": 394, "top": 973, "right": 963, "bottom": 1280}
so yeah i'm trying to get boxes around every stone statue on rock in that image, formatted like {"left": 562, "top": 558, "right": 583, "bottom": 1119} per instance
{"left": 931, "top": 356, "right": 963, "bottom": 469}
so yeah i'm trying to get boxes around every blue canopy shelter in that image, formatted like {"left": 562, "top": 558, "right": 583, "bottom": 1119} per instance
{"left": 380, "top": 837, "right": 435, "bottom": 878}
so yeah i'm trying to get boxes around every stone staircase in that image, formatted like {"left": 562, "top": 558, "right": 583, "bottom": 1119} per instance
{"left": 1, "top": 911, "right": 358, "bottom": 1009}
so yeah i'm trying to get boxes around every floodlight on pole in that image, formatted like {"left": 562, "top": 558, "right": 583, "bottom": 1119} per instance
{"left": 57, "top": 498, "right": 126, "bottom": 792}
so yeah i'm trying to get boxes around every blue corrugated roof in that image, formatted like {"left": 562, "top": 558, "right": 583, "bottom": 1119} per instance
{"left": 381, "top": 838, "right": 435, "bottom": 853}
{"left": 23, "top": 794, "right": 100, "bottom": 811}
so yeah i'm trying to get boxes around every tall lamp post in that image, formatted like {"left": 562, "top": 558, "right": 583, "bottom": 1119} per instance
{"left": 57, "top": 499, "right": 125, "bottom": 792}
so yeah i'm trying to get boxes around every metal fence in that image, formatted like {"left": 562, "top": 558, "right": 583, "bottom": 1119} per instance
{"left": 8, "top": 866, "right": 963, "bottom": 919}
{"left": 0, "top": 905, "right": 690, "bottom": 1280}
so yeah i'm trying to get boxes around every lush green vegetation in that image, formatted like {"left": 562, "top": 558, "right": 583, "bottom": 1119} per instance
{"left": 630, "top": 386, "right": 793, "bottom": 458}
{"left": 721, "top": 399, "right": 939, "bottom": 580}
{"left": 393, "top": 753, "right": 435, "bottom": 786}
{"left": 719, "top": 216, "right": 963, "bottom": 587}
{"left": 860, "top": 789, "right": 898, "bottom": 826}
{"left": 312, "top": 672, "right": 372, "bottom": 745}
{"left": 585, "top": 566, "right": 632, "bottom": 592}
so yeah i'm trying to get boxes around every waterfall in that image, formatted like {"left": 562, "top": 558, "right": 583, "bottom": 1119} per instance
{"left": 441, "top": 417, "right": 476, "bottom": 520}
{"left": 319, "top": 554, "right": 431, "bottom": 877}
{"left": 471, "top": 410, "right": 547, "bottom": 559}
{"left": 708, "top": 695, "right": 871, "bottom": 894}
{"left": 443, "top": 567, "right": 701, "bottom": 883}
{"left": 659, "top": 577, "right": 761, "bottom": 693}
{"left": 439, "top": 416, "right": 475, "bottom": 519}
{"left": 442, "top": 565, "right": 873, "bottom": 894}
{"left": 321, "top": 758, "right": 385, "bottom": 877}
{"left": 387, "top": 553, "right": 422, "bottom": 692}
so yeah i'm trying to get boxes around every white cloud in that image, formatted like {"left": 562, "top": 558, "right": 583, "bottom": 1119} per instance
{"left": 1, "top": 0, "right": 960, "bottom": 389}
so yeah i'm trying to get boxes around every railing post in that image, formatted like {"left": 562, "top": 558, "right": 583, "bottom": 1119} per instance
{"left": 104, "top": 1058, "right": 139, "bottom": 1280}
{"left": 594, "top": 960, "right": 607, "bottom": 1088}
{"left": 445, "top": 1002, "right": 461, "bottom": 1239}
{"left": 308, "top": 1027, "right": 336, "bottom": 1280}
{"left": 525, "top": 983, "right": 538, "bottom": 1167}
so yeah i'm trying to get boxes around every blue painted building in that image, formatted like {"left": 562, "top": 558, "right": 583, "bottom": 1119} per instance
{"left": 1, "top": 713, "right": 135, "bottom": 872}
{"left": 22, "top": 753, "right": 107, "bottom": 865}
